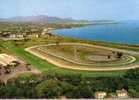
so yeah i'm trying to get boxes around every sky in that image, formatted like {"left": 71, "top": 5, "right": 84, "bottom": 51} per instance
{"left": 0, "top": 0, "right": 139, "bottom": 20}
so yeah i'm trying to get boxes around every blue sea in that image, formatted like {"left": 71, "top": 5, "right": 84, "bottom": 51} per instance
{"left": 53, "top": 21, "right": 139, "bottom": 45}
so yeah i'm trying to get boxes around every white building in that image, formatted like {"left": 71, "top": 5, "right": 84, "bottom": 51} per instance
{"left": 116, "top": 89, "right": 128, "bottom": 98}
{"left": 0, "top": 54, "right": 19, "bottom": 66}
{"left": 95, "top": 91, "right": 107, "bottom": 99}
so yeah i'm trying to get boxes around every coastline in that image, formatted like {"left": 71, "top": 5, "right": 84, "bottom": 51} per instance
{"left": 51, "top": 31, "right": 139, "bottom": 48}
{"left": 52, "top": 22, "right": 139, "bottom": 45}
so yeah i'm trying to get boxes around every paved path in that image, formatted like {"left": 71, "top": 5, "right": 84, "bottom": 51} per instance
{"left": 25, "top": 43, "right": 139, "bottom": 71}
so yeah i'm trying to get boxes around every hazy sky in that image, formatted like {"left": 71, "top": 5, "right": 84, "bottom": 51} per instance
{"left": 0, "top": 0, "right": 139, "bottom": 20}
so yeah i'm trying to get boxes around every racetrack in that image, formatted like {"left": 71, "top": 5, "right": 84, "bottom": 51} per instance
{"left": 25, "top": 43, "right": 139, "bottom": 71}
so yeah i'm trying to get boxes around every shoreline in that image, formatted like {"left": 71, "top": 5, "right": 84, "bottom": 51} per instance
{"left": 51, "top": 23, "right": 139, "bottom": 46}
{"left": 49, "top": 32, "right": 139, "bottom": 51}
{"left": 52, "top": 32, "right": 139, "bottom": 46}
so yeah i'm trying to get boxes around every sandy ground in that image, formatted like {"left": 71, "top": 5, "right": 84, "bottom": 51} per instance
{"left": 3, "top": 69, "right": 41, "bottom": 84}
{"left": 1, "top": 68, "right": 41, "bottom": 84}
{"left": 25, "top": 43, "right": 139, "bottom": 71}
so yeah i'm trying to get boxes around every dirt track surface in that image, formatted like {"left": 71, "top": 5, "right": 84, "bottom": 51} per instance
{"left": 25, "top": 43, "right": 139, "bottom": 71}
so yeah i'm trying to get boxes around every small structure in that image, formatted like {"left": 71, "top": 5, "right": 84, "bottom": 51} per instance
{"left": 9, "top": 34, "right": 16, "bottom": 38}
{"left": 1, "top": 32, "right": 12, "bottom": 38}
{"left": 116, "top": 89, "right": 128, "bottom": 98}
{"left": 0, "top": 54, "right": 19, "bottom": 66}
{"left": 16, "top": 34, "right": 24, "bottom": 38}
{"left": 1, "top": 32, "right": 24, "bottom": 40}
{"left": 95, "top": 91, "right": 107, "bottom": 99}
{"left": 27, "top": 34, "right": 39, "bottom": 38}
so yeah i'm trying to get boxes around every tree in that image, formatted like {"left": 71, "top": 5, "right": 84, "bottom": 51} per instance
{"left": 107, "top": 55, "right": 111, "bottom": 59}
{"left": 0, "top": 85, "right": 7, "bottom": 98}
{"left": 73, "top": 81, "right": 94, "bottom": 98}
{"left": 124, "top": 69, "right": 139, "bottom": 80}
{"left": 116, "top": 52, "right": 123, "bottom": 59}
{"left": 56, "top": 41, "right": 60, "bottom": 46}
{"left": 35, "top": 79, "right": 62, "bottom": 98}
{"left": 59, "top": 81, "right": 75, "bottom": 98}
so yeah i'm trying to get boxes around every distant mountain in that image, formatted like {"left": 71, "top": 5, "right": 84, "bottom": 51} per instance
{"left": 0, "top": 15, "right": 90, "bottom": 24}
{"left": 89, "top": 20, "right": 117, "bottom": 24}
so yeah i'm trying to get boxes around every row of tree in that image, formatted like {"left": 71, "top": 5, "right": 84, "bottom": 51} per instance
{"left": 0, "top": 69, "right": 138, "bottom": 98}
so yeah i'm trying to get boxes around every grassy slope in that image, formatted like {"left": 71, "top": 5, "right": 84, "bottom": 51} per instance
{"left": 2, "top": 41, "right": 125, "bottom": 77}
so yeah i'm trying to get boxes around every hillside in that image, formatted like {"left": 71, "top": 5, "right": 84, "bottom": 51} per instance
{"left": 0, "top": 15, "right": 90, "bottom": 24}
